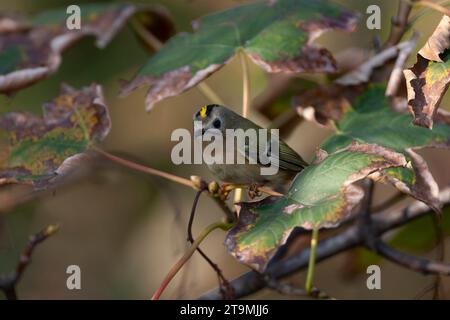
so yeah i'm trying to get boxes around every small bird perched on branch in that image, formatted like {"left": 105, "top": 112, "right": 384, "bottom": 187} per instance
{"left": 193, "top": 104, "right": 308, "bottom": 192}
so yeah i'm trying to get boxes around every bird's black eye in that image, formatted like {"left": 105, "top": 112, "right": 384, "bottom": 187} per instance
{"left": 213, "top": 119, "right": 221, "bottom": 128}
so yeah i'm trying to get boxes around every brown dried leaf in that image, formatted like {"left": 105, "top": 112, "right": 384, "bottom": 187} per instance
{"left": 418, "top": 15, "right": 450, "bottom": 62}
{"left": 293, "top": 84, "right": 364, "bottom": 128}
{"left": 404, "top": 16, "right": 450, "bottom": 128}
{"left": 380, "top": 150, "right": 440, "bottom": 212}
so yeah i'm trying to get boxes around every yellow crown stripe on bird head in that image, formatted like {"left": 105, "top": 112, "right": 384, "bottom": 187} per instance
{"left": 200, "top": 105, "right": 207, "bottom": 118}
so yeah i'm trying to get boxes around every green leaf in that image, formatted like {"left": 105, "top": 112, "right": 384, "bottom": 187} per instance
{"left": 321, "top": 86, "right": 450, "bottom": 152}
{"left": 320, "top": 85, "right": 450, "bottom": 210}
{"left": 0, "top": 45, "right": 23, "bottom": 74}
{"left": 404, "top": 15, "right": 450, "bottom": 129}
{"left": 225, "top": 142, "right": 407, "bottom": 271}
{"left": 0, "top": 3, "right": 174, "bottom": 93}
{"left": 120, "top": 0, "right": 358, "bottom": 111}
{"left": 0, "top": 84, "right": 110, "bottom": 187}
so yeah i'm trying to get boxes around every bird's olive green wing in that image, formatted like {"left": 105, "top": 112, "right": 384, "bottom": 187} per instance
{"left": 278, "top": 140, "right": 308, "bottom": 172}
{"left": 237, "top": 136, "right": 308, "bottom": 172}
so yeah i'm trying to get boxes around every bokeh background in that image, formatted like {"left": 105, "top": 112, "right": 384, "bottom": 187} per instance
{"left": 1, "top": 0, "right": 449, "bottom": 299}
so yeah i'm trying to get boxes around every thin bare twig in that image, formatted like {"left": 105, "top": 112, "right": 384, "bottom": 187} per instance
{"left": 382, "top": 0, "right": 413, "bottom": 49}
{"left": 409, "top": 0, "right": 450, "bottom": 16}
{"left": 265, "top": 276, "right": 333, "bottom": 299}
{"left": 336, "top": 37, "right": 419, "bottom": 86}
{"left": 372, "top": 241, "right": 450, "bottom": 275}
{"left": 0, "top": 225, "right": 59, "bottom": 300}
{"left": 386, "top": 32, "right": 419, "bottom": 96}
{"left": 95, "top": 147, "right": 276, "bottom": 222}
{"left": 409, "top": 1, "right": 450, "bottom": 23}
{"left": 151, "top": 221, "right": 232, "bottom": 300}
{"left": 95, "top": 148, "right": 237, "bottom": 221}
{"left": 187, "top": 190, "right": 234, "bottom": 299}
{"left": 94, "top": 147, "right": 193, "bottom": 188}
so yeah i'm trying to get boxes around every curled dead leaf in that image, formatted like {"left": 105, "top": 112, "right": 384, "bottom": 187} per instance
{"left": 293, "top": 84, "right": 363, "bottom": 128}
{"left": 404, "top": 16, "right": 450, "bottom": 128}
{"left": 381, "top": 149, "right": 441, "bottom": 212}
{"left": 418, "top": 15, "right": 450, "bottom": 62}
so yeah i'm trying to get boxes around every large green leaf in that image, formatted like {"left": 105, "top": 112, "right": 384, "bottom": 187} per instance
{"left": 321, "top": 86, "right": 450, "bottom": 152}
{"left": 404, "top": 15, "right": 450, "bottom": 129}
{"left": 0, "top": 84, "right": 110, "bottom": 187}
{"left": 319, "top": 85, "right": 450, "bottom": 210}
{"left": 120, "top": 0, "right": 358, "bottom": 111}
{"left": 0, "top": 3, "right": 174, "bottom": 93}
{"left": 225, "top": 142, "right": 407, "bottom": 271}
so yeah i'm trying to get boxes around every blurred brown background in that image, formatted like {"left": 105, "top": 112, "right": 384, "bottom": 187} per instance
{"left": 0, "top": 0, "right": 449, "bottom": 299}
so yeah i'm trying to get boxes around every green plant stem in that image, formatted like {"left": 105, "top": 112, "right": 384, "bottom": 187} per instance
{"left": 234, "top": 49, "right": 251, "bottom": 204}
{"left": 197, "top": 82, "right": 225, "bottom": 105}
{"left": 129, "top": 17, "right": 163, "bottom": 51}
{"left": 239, "top": 49, "right": 250, "bottom": 119}
{"left": 305, "top": 228, "right": 319, "bottom": 294}
{"left": 129, "top": 17, "right": 224, "bottom": 105}
{"left": 151, "top": 221, "right": 232, "bottom": 300}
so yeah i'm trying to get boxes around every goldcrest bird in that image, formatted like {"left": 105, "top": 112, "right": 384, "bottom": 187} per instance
{"left": 193, "top": 104, "right": 308, "bottom": 191}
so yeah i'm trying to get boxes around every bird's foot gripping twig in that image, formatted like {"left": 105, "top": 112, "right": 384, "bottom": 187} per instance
{"left": 218, "top": 183, "right": 234, "bottom": 200}
{"left": 248, "top": 183, "right": 263, "bottom": 199}
{"left": 217, "top": 183, "right": 248, "bottom": 201}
